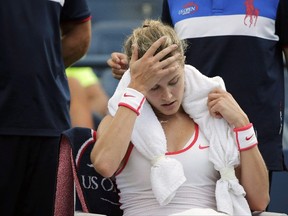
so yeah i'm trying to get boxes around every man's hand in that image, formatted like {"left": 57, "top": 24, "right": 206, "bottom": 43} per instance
{"left": 107, "top": 52, "right": 129, "bottom": 80}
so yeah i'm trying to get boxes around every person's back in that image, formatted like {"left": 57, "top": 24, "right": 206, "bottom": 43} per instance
{"left": 161, "top": 0, "right": 288, "bottom": 173}
{"left": 0, "top": 0, "right": 75, "bottom": 135}
{"left": 0, "top": 0, "right": 91, "bottom": 215}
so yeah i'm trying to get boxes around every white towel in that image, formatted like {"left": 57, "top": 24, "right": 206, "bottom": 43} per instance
{"left": 182, "top": 65, "right": 251, "bottom": 215}
{"left": 108, "top": 67, "right": 186, "bottom": 206}
{"left": 171, "top": 208, "right": 229, "bottom": 215}
{"left": 108, "top": 65, "right": 251, "bottom": 215}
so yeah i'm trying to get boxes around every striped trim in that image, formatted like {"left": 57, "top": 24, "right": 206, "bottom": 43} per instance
{"left": 174, "top": 15, "right": 279, "bottom": 41}
{"left": 75, "top": 129, "right": 95, "bottom": 168}
{"left": 48, "top": 0, "right": 64, "bottom": 7}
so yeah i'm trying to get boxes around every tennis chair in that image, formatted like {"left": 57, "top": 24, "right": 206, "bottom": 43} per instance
{"left": 54, "top": 127, "right": 123, "bottom": 216}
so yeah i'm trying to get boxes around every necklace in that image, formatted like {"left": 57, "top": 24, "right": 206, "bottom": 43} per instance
{"left": 160, "top": 120, "right": 169, "bottom": 124}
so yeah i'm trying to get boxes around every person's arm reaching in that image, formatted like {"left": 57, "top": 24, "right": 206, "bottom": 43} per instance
{"left": 61, "top": 20, "right": 91, "bottom": 68}
{"left": 107, "top": 52, "right": 129, "bottom": 80}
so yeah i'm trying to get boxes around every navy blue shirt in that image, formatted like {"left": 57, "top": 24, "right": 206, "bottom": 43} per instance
{"left": 162, "top": 0, "right": 288, "bottom": 170}
{"left": 0, "top": 0, "right": 90, "bottom": 136}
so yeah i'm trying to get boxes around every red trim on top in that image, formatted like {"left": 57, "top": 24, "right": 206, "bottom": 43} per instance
{"left": 81, "top": 16, "right": 92, "bottom": 22}
{"left": 61, "top": 16, "right": 91, "bottom": 24}
{"left": 115, "top": 124, "right": 199, "bottom": 174}
{"left": 166, "top": 123, "right": 199, "bottom": 155}
{"left": 115, "top": 143, "right": 134, "bottom": 176}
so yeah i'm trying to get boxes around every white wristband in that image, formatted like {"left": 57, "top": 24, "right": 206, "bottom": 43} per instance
{"left": 234, "top": 123, "right": 258, "bottom": 151}
{"left": 118, "top": 88, "right": 146, "bottom": 116}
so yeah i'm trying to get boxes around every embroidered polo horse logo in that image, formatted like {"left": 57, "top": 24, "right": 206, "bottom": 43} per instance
{"left": 244, "top": 0, "right": 259, "bottom": 27}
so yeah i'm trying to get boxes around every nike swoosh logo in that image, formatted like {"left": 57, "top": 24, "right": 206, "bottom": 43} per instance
{"left": 199, "top": 144, "right": 209, "bottom": 150}
{"left": 245, "top": 134, "right": 254, "bottom": 141}
{"left": 124, "top": 93, "right": 135, "bottom": 97}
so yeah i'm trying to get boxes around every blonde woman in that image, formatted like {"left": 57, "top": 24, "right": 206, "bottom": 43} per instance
{"left": 91, "top": 20, "right": 269, "bottom": 216}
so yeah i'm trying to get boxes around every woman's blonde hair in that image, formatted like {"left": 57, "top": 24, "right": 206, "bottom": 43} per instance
{"left": 124, "top": 19, "right": 187, "bottom": 65}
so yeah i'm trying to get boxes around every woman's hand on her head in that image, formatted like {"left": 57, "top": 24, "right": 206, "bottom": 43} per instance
{"left": 128, "top": 36, "right": 181, "bottom": 95}
{"left": 207, "top": 88, "right": 249, "bottom": 128}
{"left": 107, "top": 52, "right": 129, "bottom": 80}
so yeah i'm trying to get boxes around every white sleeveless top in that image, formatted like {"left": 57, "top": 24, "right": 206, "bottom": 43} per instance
{"left": 115, "top": 124, "right": 220, "bottom": 216}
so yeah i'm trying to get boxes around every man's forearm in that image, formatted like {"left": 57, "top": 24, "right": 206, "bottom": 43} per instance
{"left": 61, "top": 20, "right": 91, "bottom": 68}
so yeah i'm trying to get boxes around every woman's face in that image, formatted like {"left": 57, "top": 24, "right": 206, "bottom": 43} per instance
{"left": 146, "top": 62, "right": 185, "bottom": 116}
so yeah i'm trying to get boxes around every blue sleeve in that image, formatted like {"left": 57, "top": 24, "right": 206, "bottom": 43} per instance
{"left": 60, "top": 0, "right": 90, "bottom": 22}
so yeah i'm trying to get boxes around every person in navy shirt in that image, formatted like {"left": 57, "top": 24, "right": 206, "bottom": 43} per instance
{"left": 0, "top": 0, "right": 91, "bottom": 215}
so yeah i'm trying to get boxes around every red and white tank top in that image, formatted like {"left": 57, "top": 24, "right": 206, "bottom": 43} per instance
{"left": 115, "top": 124, "right": 220, "bottom": 216}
